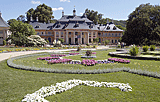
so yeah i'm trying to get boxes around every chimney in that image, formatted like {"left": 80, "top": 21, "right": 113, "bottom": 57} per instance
{"left": 62, "top": 10, "right": 64, "bottom": 17}
{"left": 112, "top": 18, "right": 114, "bottom": 23}
{"left": 36, "top": 16, "right": 38, "bottom": 22}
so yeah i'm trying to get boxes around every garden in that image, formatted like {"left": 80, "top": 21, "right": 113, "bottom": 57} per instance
{"left": 1, "top": 47, "right": 160, "bottom": 102}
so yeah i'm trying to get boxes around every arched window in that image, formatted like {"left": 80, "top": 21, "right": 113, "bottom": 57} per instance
{"left": 48, "top": 37, "right": 51, "bottom": 44}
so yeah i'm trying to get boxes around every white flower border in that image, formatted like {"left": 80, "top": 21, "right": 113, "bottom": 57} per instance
{"left": 21, "top": 79, "right": 132, "bottom": 102}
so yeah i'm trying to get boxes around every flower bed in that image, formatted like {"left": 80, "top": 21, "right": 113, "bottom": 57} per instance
{"left": 81, "top": 59, "right": 98, "bottom": 66}
{"left": 48, "top": 59, "right": 72, "bottom": 64}
{"left": 37, "top": 57, "right": 59, "bottom": 60}
{"left": 69, "top": 53, "right": 79, "bottom": 55}
{"left": 50, "top": 54, "right": 66, "bottom": 57}
{"left": 108, "top": 58, "right": 130, "bottom": 64}
{"left": 92, "top": 52, "right": 96, "bottom": 54}
{"left": 21, "top": 79, "right": 132, "bottom": 102}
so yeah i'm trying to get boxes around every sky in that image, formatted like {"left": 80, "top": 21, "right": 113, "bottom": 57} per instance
{"left": 0, "top": 0, "right": 160, "bottom": 22}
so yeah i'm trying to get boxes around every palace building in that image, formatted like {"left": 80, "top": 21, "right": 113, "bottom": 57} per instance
{"left": 30, "top": 9, "right": 123, "bottom": 45}
{"left": 0, "top": 12, "right": 10, "bottom": 45}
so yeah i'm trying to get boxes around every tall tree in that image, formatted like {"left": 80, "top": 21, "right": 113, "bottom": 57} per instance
{"left": 17, "top": 15, "right": 25, "bottom": 22}
{"left": 85, "top": 9, "right": 103, "bottom": 24}
{"left": 122, "top": 3, "right": 160, "bottom": 45}
{"left": 7, "top": 19, "right": 36, "bottom": 46}
{"left": 26, "top": 3, "right": 54, "bottom": 23}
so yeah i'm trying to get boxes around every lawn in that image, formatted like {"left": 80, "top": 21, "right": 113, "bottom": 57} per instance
{"left": 12, "top": 49, "right": 160, "bottom": 73}
{"left": 0, "top": 60, "right": 160, "bottom": 102}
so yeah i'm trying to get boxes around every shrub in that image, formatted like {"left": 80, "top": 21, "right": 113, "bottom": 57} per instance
{"left": 3, "top": 40, "right": 6, "bottom": 46}
{"left": 129, "top": 46, "right": 139, "bottom": 56}
{"left": 86, "top": 43, "right": 89, "bottom": 46}
{"left": 93, "top": 45, "right": 97, "bottom": 48}
{"left": 98, "top": 43, "right": 101, "bottom": 45}
{"left": 117, "top": 45, "right": 121, "bottom": 48}
{"left": 143, "top": 46, "right": 149, "bottom": 52}
{"left": 86, "top": 50, "right": 92, "bottom": 56}
{"left": 150, "top": 45, "right": 156, "bottom": 51}
{"left": 77, "top": 46, "right": 81, "bottom": 51}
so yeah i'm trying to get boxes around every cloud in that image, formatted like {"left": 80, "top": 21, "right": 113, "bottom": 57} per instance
{"left": 80, "top": 13, "right": 83, "bottom": 15}
{"left": 31, "top": 1, "right": 41, "bottom": 4}
{"left": 60, "top": 0, "right": 70, "bottom": 2}
{"left": 52, "top": 7, "right": 64, "bottom": 11}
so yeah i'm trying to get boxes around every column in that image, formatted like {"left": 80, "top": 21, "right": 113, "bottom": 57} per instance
{"left": 66, "top": 31, "right": 68, "bottom": 44}
{"left": 80, "top": 32, "right": 82, "bottom": 44}
{"left": 87, "top": 32, "right": 89, "bottom": 44}
{"left": 73, "top": 32, "right": 75, "bottom": 44}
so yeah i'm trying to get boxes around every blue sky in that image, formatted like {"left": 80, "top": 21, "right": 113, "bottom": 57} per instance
{"left": 0, "top": 0, "right": 160, "bottom": 22}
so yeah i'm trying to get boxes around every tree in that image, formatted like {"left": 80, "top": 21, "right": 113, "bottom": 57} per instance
{"left": 26, "top": 3, "right": 54, "bottom": 23}
{"left": 122, "top": 3, "right": 160, "bottom": 45}
{"left": 17, "top": 15, "right": 25, "bottom": 22}
{"left": 93, "top": 38, "right": 99, "bottom": 45}
{"left": 102, "top": 40, "right": 110, "bottom": 45}
{"left": 8, "top": 19, "right": 36, "bottom": 46}
{"left": 85, "top": 9, "right": 103, "bottom": 24}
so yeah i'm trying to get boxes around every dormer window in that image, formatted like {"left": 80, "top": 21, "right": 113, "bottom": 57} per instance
{"left": 107, "top": 26, "right": 110, "bottom": 30}
{"left": 113, "top": 26, "right": 117, "bottom": 30}
{"left": 74, "top": 23, "right": 79, "bottom": 27}
{"left": 90, "top": 24, "right": 93, "bottom": 28}
{"left": 35, "top": 25, "right": 40, "bottom": 28}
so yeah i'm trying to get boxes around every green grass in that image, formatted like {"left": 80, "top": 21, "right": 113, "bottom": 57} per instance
{"left": 12, "top": 49, "right": 160, "bottom": 73}
{"left": 1, "top": 60, "right": 160, "bottom": 102}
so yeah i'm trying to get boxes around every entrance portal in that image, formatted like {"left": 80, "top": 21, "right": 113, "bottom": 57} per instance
{"left": 75, "top": 38, "right": 78, "bottom": 45}
{"left": 69, "top": 38, "right": 71, "bottom": 44}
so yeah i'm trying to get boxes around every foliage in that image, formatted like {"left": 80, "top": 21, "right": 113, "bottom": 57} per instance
{"left": 150, "top": 45, "right": 156, "bottom": 51}
{"left": 86, "top": 50, "right": 92, "bottom": 56}
{"left": 7, "top": 19, "right": 36, "bottom": 46}
{"left": 98, "top": 43, "right": 101, "bottom": 45}
{"left": 17, "top": 15, "right": 25, "bottom": 22}
{"left": 129, "top": 46, "right": 139, "bottom": 56}
{"left": 143, "top": 46, "right": 149, "bottom": 52}
{"left": 26, "top": 3, "right": 54, "bottom": 23}
{"left": 77, "top": 46, "right": 81, "bottom": 51}
{"left": 58, "top": 38, "right": 64, "bottom": 44}
{"left": 27, "top": 35, "right": 47, "bottom": 46}
{"left": 86, "top": 43, "right": 89, "bottom": 46}
{"left": 117, "top": 45, "right": 121, "bottom": 48}
{"left": 53, "top": 40, "right": 61, "bottom": 47}
{"left": 123, "top": 3, "right": 160, "bottom": 45}
{"left": 93, "top": 38, "right": 99, "bottom": 44}
{"left": 46, "top": 40, "right": 49, "bottom": 44}
{"left": 102, "top": 40, "right": 110, "bottom": 45}
{"left": 3, "top": 40, "right": 6, "bottom": 46}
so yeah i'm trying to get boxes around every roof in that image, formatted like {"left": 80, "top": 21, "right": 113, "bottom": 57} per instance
{"left": 99, "top": 23, "right": 123, "bottom": 32}
{"left": 30, "top": 21, "right": 54, "bottom": 30}
{"left": 0, "top": 16, "right": 9, "bottom": 28}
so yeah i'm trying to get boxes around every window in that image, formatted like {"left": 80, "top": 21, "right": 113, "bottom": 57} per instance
{"left": 48, "top": 32, "right": 51, "bottom": 34}
{"left": 41, "top": 32, "right": 43, "bottom": 34}
{"left": 0, "top": 31, "right": 3, "bottom": 34}
{"left": 119, "top": 33, "right": 121, "bottom": 36}
{"left": 89, "top": 38, "right": 91, "bottom": 43}
{"left": 0, "top": 37, "right": 3, "bottom": 39}
{"left": 82, "top": 32, "right": 84, "bottom": 35}
{"left": 112, "top": 33, "right": 114, "bottom": 37}
{"left": 105, "top": 33, "right": 107, "bottom": 36}
{"left": 108, "top": 33, "right": 110, "bottom": 36}
{"left": 56, "top": 32, "right": 59, "bottom": 37}
{"left": 115, "top": 33, "right": 117, "bottom": 37}
{"left": 69, "top": 32, "right": 71, "bottom": 35}
{"left": 98, "top": 33, "right": 101, "bottom": 36}
{"left": 75, "top": 32, "right": 78, "bottom": 35}
{"left": 61, "top": 32, "right": 63, "bottom": 37}
{"left": 115, "top": 40, "right": 117, "bottom": 43}
{"left": 56, "top": 32, "right": 59, "bottom": 34}
{"left": 37, "top": 32, "right": 40, "bottom": 35}
{"left": 93, "top": 32, "right": 95, "bottom": 35}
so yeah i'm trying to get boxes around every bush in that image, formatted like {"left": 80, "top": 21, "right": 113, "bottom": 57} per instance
{"left": 86, "top": 43, "right": 89, "bottom": 46}
{"left": 129, "top": 46, "right": 139, "bottom": 56}
{"left": 117, "top": 45, "right": 121, "bottom": 48}
{"left": 98, "top": 43, "right": 101, "bottom": 45}
{"left": 77, "top": 46, "right": 81, "bottom": 51}
{"left": 3, "top": 40, "right": 6, "bottom": 46}
{"left": 86, "top": 50, "right": 92, "bottom": 56}
{"left": 150, "top": 45, "right": 156, "bottom": 51}
{"left": 143, "top": 46, "right": 149, "bottom": 52}
{"left": 93, "top": 45, "right": 97, "bottom": 48}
